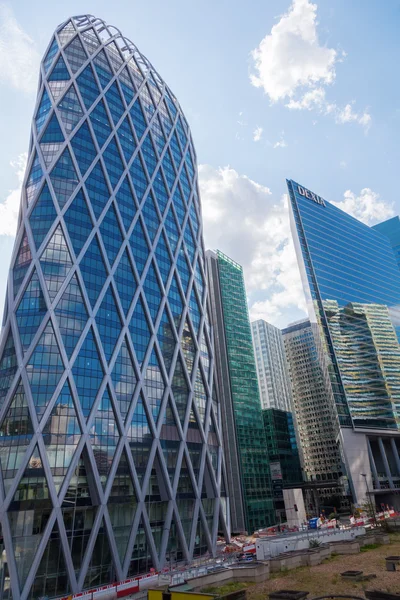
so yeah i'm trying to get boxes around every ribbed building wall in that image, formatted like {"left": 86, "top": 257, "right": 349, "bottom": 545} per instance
{"left": 0, "top": 15, "right": 228, "bottom": 600}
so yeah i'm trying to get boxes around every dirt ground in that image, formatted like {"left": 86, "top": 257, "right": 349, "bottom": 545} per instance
{"left": 244, "top": 534, "right": 400, "bottom": 599}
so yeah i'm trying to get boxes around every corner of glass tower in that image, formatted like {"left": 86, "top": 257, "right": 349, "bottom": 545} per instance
{"left": 0, "top": 15, "right": 229, "bottom": 599}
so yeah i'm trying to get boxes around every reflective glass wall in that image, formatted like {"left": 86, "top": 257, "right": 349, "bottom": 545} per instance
{"left": 287, "top": 179, "right": 400, "bottom": 431}
{"left": 0, "top": 15, "right": 228, "bottom": 600}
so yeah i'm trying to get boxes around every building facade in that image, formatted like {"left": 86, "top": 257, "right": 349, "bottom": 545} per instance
{"left": 373, "top": 216, "right": 400, "bottom": 270}
{"left": 282, "top": 320, "right": 343, "bottom": 498}
{"left": 287, "top": 179, "right": 400, "bottom": 507}
{"left": 262, "top": 408, "right": 303, "bottom": 522}
{"left": 207, "top": 250, "right": 274, "bottom": 533}
{"left": 0, "top": 16, "right": 228, "bottom": 600}
{"left": 252, "top": 319, "right": 292, "bottom": 411}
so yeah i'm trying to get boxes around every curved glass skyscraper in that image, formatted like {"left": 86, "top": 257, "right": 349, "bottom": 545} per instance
{"left": 0, "top": 15, "right": 228, "bottom": 599}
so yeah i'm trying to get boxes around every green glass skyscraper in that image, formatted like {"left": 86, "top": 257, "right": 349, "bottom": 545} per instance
{"left": 207, "top": 250, "right": 274, "bottom": 533}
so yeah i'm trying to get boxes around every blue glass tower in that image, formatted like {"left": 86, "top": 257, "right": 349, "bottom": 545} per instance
{"left": 287, "top": 179, "right": 400, "bottom": 507}
{"left": 0, "top": 16, "right": 228, "bottom": 600}
{"left": 373, "top": 216, "right": 400, "bottom": 271}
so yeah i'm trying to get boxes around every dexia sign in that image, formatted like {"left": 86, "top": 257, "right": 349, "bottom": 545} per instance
{"left": 298, "top": 185, "right": 326, "bottom": 207}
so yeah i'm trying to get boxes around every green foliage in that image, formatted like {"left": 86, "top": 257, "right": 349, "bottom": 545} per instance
{"left": 309, "top": 538, "right": 322, "bottom": 548}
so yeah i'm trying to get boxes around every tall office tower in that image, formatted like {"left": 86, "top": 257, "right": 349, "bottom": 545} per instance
{"left": 207, "top": 250, "right": 274, "bottom": 533}
{"left": 251, "top": 319, "right": 292, "bottom": 411}
{"left": 287, "top": 179, "right": 400, "bottom": 508}
{"left": 0, "top": 16, "right": 229, "bottom": 600}
{"left": 262, "top": 408, "right": 303, "bottom": 522}
{"left": 373, "top": 216, "right": 400, "bottom": 270}
{"left": 282, "top": 320, "right": 343, "bottom": 491}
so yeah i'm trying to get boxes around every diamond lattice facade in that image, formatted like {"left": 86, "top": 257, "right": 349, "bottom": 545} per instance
{"left": 0, "top": 15, "right": 229, "bottom": 600}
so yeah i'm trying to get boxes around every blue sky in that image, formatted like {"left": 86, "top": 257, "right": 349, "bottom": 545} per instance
{"left": 0, "top": 0, "right": 399, "bottom": 328}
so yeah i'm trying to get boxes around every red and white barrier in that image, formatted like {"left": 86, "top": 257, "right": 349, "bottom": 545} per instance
{"left": 60, "top": 572, "right": 159, "bottom": 600}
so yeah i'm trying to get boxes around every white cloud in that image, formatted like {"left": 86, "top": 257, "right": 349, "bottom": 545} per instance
{"left": 273, "top": 137, "right": 287, "bottom": 148}
{"left": 253, "top": 126, "right": 263, "bottom": 142}
{"left": 0, "top": 153, "right": 26, "bottom": 236}
{"left": 250, "top": 0, "right": 337, "bottom": 102}
{"left": 250, "top": 0, "right": 371, "bottom": 129}
{"left": 332, "top": 188, "right": 394, "bottom": 226}
{"left": 199, "top": 165, "right": 306, "bottom": 325}
{"left": 0, "top": 4, "right": 40, "bottom": 93}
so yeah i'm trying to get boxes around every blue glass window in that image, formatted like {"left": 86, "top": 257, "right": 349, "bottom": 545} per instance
{"left": 50, "top": 148, "right": 78, "bottom": 208}
{"left": 64, "top": 190, "right": 93, "bottom": 256}
{"left": 64, "top": 37, "right": 87, "bottom": 74}
{"left": 190, "top": 203, "right": 199, "bottom": 239}
{"left": 189, "top": 287, "right": 201, "bottom": 335}
{"left": 139, "top": 85, "right": 155, "bottom": 121}
{"left": 93, "top": 50, "right": 113, "bottom": 89}
{"left": 127, "top": 395, "right": 152, "bottom": 485}
{"left": 70, "top": 121, "right": 97, "bottom": 175}
{"left": 90, "top": 100, "right": 112, "bottom": 148}
{"left": 185, "top": 149, "right": 195, "bottom": 183}
{"left": 115, "top": 176, "right": 136, "bottom": 232}
{"left": 43, "top": 38, "right": 59, "bottom": 74}
{"left": 35, "top": 89, "right": 52, "bottom": 134}
{"left": 114, "top": 249, "right": 137, "bottom": 315}
{"left": 84, "top": 160, "right": 110, "bottom": 219}
{"left": 180, "top": 167, "right": 191, "bottom": 204}
{"left": 40, "top": 225, "right": 72, "bottom": 300}
{"left": 40, "top": 113, "right": 63, "bottom": 144}
{"left": 176, "top": 116, "right": 187, "bottom": 150}
{"left": 76, "top": 64, "right": 100, "bottom": 110}
{"left": 183, "top": 222, "right": 196, "bottom": 265}
{"left": 118, "top": 66, "right": 135, "bottom": 106}
{"left": 158, "top": 100, "right": 173, "bottom": 138}
{"left": 173, "top": 187, "right": 186, "bottom": 228}
{"left": 16, "top": 270, "right": 47, "bottom": 351}
{"left": 29, "top": 183, "right": 57, "bottom": 250}
{"left": 142, "top": 193, "right": 159, "bottom": 244}
{"left": 117, "top": 116, "right": 136, "bottom": 163}
{"left": 103, "top": 137, "right": 125, "bottom": 189}
{"left": 143, "top": 262, "right": 162, "bottom": 323}
{"left": 96, "top": 287, "right": 122, "bottom": 362}
{"left": 130, "top": 218, "right": 149, "bottom": 277}
{"left": 57, "top": 85, "right": 83, "bottom": 133}
{"left": 130, "top": 99, "right": 147, "bottom": 140}
{"left": 144, "top": 349, "right": 164, "bottom": 422}
{"left": 55, "top": 273, "right": 88, "bottom": 358}
{"left": 13, "top": 231, "right": 32, "bottom": 298}
{"left": 129, "top": 297, "right": 151, "bottom": 366}
{"left": 111, "top": 337, "right": 137, "bottom": 420}
{"left": 90, "top": 387, "right": 119, "bottom": 484}
{"left": 26, "top": 321, "right": 64, "bottom": 417}
{"left": 99, "top": 203, "right": 123, "bottom": 266}
{"left": 141, "top": 134, "right": 157, "bottom": 177}
{"left": 157, "top": 309, "right": 175, "bottom": 374}
{"left": 129, "top": 154, "right": 148, "bottom": 202}
{"left": 162, "top": 150, "right": 176, "bottom": 191}
{"left": 0, "top": 330, "right": 18, "bottom": 404}
{"left": 150, "top": 115, "right": 166, "bottom": 156}
{"left": 105, "top": 42, "right": 123, "bottom": 73}
{"left": 170, "top": 132, "right": 182, "bottom": 170}
{"left": 79, "top": 235, "right": 108, "bottom": 307}
{"left": 105, "top": 82, "right": 125, "bottom": 125}
{"left": 155, "top": 232, "right": 172, "bottom": 287}
{"left": 153, "top": 170, "right": 169, "bottom": 215}
{"left": 164, "top": 207, "right": 179, "bottom": 255}
{"left": 168, "top": 274, "right": 184, "bottom": 328}
{"left": 49, "top": 56, "right": 70, "bottom": 82}
{"left": 72, "top": 328, "right": 104, "bottom": 418}
{"left": 26, "top": 152, "right": 43, "bottom": 206}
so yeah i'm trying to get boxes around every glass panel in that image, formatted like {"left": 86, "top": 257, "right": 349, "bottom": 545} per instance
{"left": 79, "top": 235, "right": 108, "bottom": 307}
{"left": 90, "top": 387, "right": 119, "bottom": 487}
{"left": 165, "top": 208, "right": 180, "bottom": 256}
{"left": 127, "top": 517, "right": 154, "bottom": 576}
{"left": 0, "top": 380, "right": 33, "bottom": 495}
{"left": 55, "top": 273, "right": 88, "bottom": 358}
{"left": 83, "top": 518, "right": 116, "bottom": 588}
{"left": 16, "top": 270, "right": 47, "bottom": 351}
{"left": 168, "top": 273, "right": 184, "bottom": 330}
{"left": 105, "top": 82, "right": 125, "bottom": 126}
{"left": 157, "top": 309, "right": 175, "bottom": 375}
{"left": 26, "top": 153, "right": 43, "bottom": 206}
{"left": 172, "top": 357, "right": 189, "bottom": 426}
{"left": 26, "top": 321, "right": 64, "bottom": 417}
{"left": 76, "top": 64, "right": 100, "bottom": 111}
{"left": 44, "top": 38, "right": 59, "bottom": 74}
{"left": 35, "top": 89, "right": 52, "bottom": 134}
{"left": 99, "top": 203, "right": 123, "bottom": 266}
{"left": 39, "top": 113, "right": 64, "bottom": 166}
{"left": 64, "top": 189, "right": 93, "bottom": 256}
{"left": 13, "top": 230, "right": 32, "bottom": 298}
{"left": 57, "top": 21, "right": 75, "bottom": 46}
{"left": 70, "top": 120, "right": 97, "bottom": 176}
{"left": 64, "top": 36, "right": 87, "bottom": 74}
{"left": 142, "top": 193, "right": 159, "bottom": 245}
{"left": 81, "top": 28, "right": 100, "bottom": 55}
{"left": 111, "top": 337, "right": 137, "bottom": 421}
{"left": 48, "top": 56, "right": 70, "bottom": 100}
{"left": 129, "top": 154, "right": 148, "bottom": 203}
{"left": 96, "top": 286, "right": 122, "bottom": 363}
{"left": 129, "top": 218, "right": 149, "bottom": 278}
{"left": 117, "top": 116, "right": 136, "bottom": 162}
{"left": 50, "top": 148, "right": 79, "bottom": 209}
{"left": 115, "top": 176, "right": 136, "bottom": 232}
{"left": 84, "top": 160, "right": 110, "bottom": 219}
{"left": 103, "top": 136, "right": 125, "bottom": 189}
{"left": 193, "top": 368, "right": 207, "bottom": 427}
{"left": 72, "top": 327, "right": 104, "bottom": 418}
{"left": 40, "top": 225, "right": 73, "bottom": 300}
{"left": 144, "top": 349, "right": 165, "bottom": 423}
{"left": 0, "top": 330, "right": 18, "bottom": 405}
{"left": 153, "top": 170, "right": 169, "bottom": 215}
{"left": 127, "top": 395, "right": 152, "bottom": 486}
{"left": 143, "top": 262, "right": 162, "bottom": 323}
{"left": 42, "top": 380, "right": 81, "bottom": 492}
{"left": 182, "top": 319, "right": 195, "bottom": 377}
{"left": 130, "top": 99, "right": 147, "bottom": 141}
{"left": 129, "top": 297, "right": 151, "bottom": 367}
{"left": 93, "top": 50, "right": 113, "bottom": 89}
{"left": 141, "top": 134, "right": 157, "bottom": 177}
{"left": 90, "top": 99, "right": 112, "bottom": 149}
{"left": 57, "top": 84, "right": 84, "bottom": 134}
{"left": 29, "top": 183, "right": 57, "bottom": 250}
{"left": 114, "top": 249, "right": 137, "bottom": 315}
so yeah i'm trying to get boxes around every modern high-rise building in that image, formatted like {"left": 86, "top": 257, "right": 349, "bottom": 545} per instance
{"left": 287, "top": 179, "right": 400, "bottom": 508}
{"left": 251, "top": 319, "right": 292, "bottom": 411}
{"left": 0, "top": 15, "right": 229, "bottom": 599}
{"left": 373, "top": 216, "right": 400, "bottom": 270}
{"left": 207, "top": 250, "right": 274, "bottom": 533}
{"left": 282, "top": 320, "right": 343, "bottom": 489}
{"left": 262, "top": 408, "right": 303, "bottom": 522}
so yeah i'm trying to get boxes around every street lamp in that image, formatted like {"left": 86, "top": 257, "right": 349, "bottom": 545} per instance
{"left": 361, "top": 473, "right": 377, "bottom": 528}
